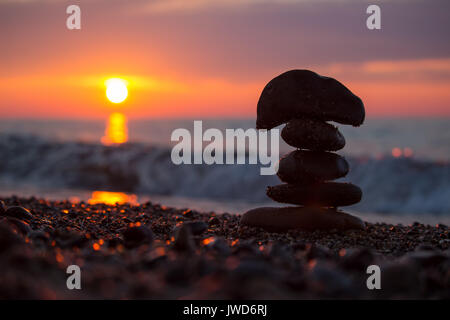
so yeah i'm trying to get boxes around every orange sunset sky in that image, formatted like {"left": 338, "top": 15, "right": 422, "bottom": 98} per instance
{"left": 1, "top": 0, "right": 449, "bottom": 120}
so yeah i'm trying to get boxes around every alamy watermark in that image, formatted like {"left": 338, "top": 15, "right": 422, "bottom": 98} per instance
{"left": 66, "top": 4, "right": 379, "bottom": 31}
{"left": 366, "top": 264, "right": 381, "bottom": 290}
{"left": 366, "top": 5, "right": 381, "bottom": 30}
{"left": 171, "top": 121, "right": 279, "bottom": 175}
{"left": 66, "top": 5, "right": 81, "bottom": 30}
{"left": 66, "top": 265, "right": 81, "bottom": 290}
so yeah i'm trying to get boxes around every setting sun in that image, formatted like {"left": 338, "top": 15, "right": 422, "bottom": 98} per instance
{"left": 106, "top": 78, "right": 128, "bottom": 103}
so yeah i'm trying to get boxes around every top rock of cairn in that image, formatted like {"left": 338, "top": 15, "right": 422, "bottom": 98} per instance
{"left": 256, "top": 70, "right": 365, "bottom": 129}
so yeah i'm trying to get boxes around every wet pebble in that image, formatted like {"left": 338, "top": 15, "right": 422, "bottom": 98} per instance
{"left": 107, "top": 237, "right": 123, "bottom": 248}
{"left": 309, "top": 261, "right": 353, "bottom": 296}
{"left": 380, "top": 261, "right": 423, "bottom": 298}
{"left": 62, "top": 234, "right": 90, "bottom": 248}
{"left": 208, "top": 216, "right": 221, "bottom": 226}
{"left": 305, "top": 244, "right": 331, "bottom": 261}
{"left": 143, "top": 254, "right": 167, "bottom": 269}
{"left": 233, "top": 241, "right": 261, "bottom": 256}
{"left": 173, "top": 224, "right": 196, "bottom": 252}
{"left": 122, "top": 225, "right": 154, "bottom": 248}
{"left": 4, "top": 217, "right": 31, "bottom": 235}
{"left": 0, "top": 200, "right": 7, "bottom": 215}
{"left": 165, "top": 261, "right": 193, "bottom": 285}
{"left": 270, "top": 242, "right": 295, "bottom": 267}
{"left": 232, "top": 259, "right": 275, "bottom": 280}
{"left": 340, "top": 248, "right": 375, "bottom": 271}
{"left": 270, "top": 242, "right": 292, "bottom": 259}
{"left": 208, "top": 238, "right": 231, "bottom": 256}
{"left": 2, "top": 206, "right": 33, "bottom": 222}
{"left": 406, "top": 250, "right": 448, "bottom": 267}
{"left": 184, "top": 221, "right": 208, "bottom": 235}
{"left": 182, "top": 209, "right": 194, "bottom": 218}
{"left": 29, "top": 230, "right": 50, "bottom": 243}
{"left": 0, "top": 220, "right": 24, "bottom": 252}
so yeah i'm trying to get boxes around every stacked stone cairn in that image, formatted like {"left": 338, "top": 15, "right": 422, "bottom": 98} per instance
{"left": 241, "top": 70, "right": 366, "bottom": 232}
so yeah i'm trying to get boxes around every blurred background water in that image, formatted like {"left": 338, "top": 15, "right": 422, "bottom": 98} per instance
{"left": 0, "top": 117, "right": 449, "bottom": 224}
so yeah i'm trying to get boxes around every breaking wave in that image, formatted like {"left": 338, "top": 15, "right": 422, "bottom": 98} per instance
{"left": 0, "top": 134, "right": 448, "bottom": 215}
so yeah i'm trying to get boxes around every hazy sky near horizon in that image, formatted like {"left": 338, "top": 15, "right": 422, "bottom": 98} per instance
{"left": 1, "top": 0, "right": 449, "bottom": 119}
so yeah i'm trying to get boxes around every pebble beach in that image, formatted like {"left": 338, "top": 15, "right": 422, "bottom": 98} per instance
{"left": 0, "top": 196, "right": 448, "bottom": 299}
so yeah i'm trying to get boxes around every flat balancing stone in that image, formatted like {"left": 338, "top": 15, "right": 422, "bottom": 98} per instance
{"left": 240, "top": 206, "right": 365, "bottom": 232}
{"left": 277, "top": 150, "right": 349, "bottom": 184}
{"left": 281, "top": 118, "right": 345, "bottom": 151}
{"left": 266, "top": 182, "right": 362, "bottom": 207}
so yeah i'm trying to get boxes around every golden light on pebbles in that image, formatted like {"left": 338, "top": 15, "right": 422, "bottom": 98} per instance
{"left": 156, "top": 247, "right": 166, "bottom": 256}
{"left": 202, "top": 237, "right": 216, "bottom": 245}
{"left": 56, "top": 252, "right": 64, "bottom": 263}
{"left": 88, "top": 191, "right": 138, "bottom": 205}
{"left": 129, "top": 222, "right": 142, "bottom": 227}
{"left": 308, "top": 259, "right": 317, "bottom": 270}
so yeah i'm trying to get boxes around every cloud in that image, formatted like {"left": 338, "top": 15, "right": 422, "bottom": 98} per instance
{"left": 139, "top": 0, "right": 378, "bottom": 14}
{"left": 318, "top": 58, "right": 450, "bottom": 82}
{"left": 143, "top": 0, "right": 299, "bottom": 13}
{"left": 362, "top": 59, "right": 450, "bottom": 74}
{"left": 0, "top": 0, "right": 342, "bottom": 8}
{"left": 0, "top": 0, "right": 62, "bottom": 3}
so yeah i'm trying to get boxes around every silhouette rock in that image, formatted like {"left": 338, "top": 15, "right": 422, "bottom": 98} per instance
{"left": 241, "top": 207, "right": 365, "bottom": 232}
{"left": 267, "top": 182, "right": 362, "bottom": 207}
{"left": 281, "top": 118, "right": 345, "bottom": 151}
{"left": 277, "top": 150, "right": 349, "bottom": 184}
{"left": 257, "top": 70, "right": 365, "bottom": 129}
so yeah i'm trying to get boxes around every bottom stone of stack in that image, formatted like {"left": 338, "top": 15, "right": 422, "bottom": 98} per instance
{"left": 240, "top": 206, "right": 365, "bottom": 232}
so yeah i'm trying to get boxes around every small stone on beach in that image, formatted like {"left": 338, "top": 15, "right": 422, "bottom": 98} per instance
{"left": 184, "top": 221, "right": 208, "bottom": 235}
{"left": 122, "top": 225, "right": 154, "bottom": 248}
{"left": 2, "top": 206, "right": 33, "bottom": 222}
{"left": 2, "top": 217, "right": 31, "bottom": 235}
{"left": 0, "top": 200, "right": 7, "bottom": 216}
{"left": 173, "top": 224, "right": 196, "bottom": 252}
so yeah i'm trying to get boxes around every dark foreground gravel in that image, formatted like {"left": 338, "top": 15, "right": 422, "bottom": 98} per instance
{"left": 0, "top": 196, "right": 449, "bottom": 299}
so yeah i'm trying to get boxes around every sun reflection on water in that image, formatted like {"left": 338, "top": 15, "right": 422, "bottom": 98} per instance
{"left": 101, "top": 112, "right": 128, "bottom": 145}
